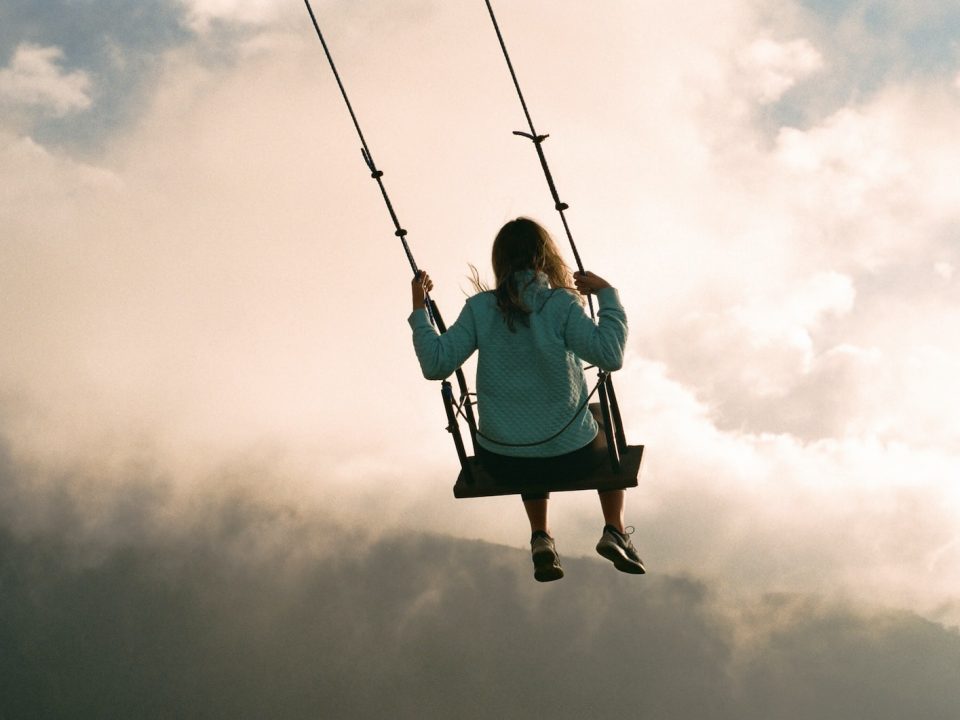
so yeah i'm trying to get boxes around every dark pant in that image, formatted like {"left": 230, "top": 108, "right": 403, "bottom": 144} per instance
{"left": 476, "top": 434, "right": 605, "bottom": 500}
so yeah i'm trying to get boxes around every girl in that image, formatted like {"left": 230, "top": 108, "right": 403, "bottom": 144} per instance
{"left": 408, "top": 218, "right": 643, "bottom": 582}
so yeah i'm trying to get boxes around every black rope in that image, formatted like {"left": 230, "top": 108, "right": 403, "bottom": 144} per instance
{"left": 304, "top": 0, "right": 616, "bottom": 457}
{"left": 478, "top": 0, "right": 631, "bottom": 458}
{"left": 454, "top": 372, "right": 607, "bottom": 448}
{"left": 303, "top": 0, "right": 432, "bottom": 319}
{"left": 483, "top": 0, "right": 595, "bottom": 319}
{"left": 303, "top": 0, "right": 479, "bottom": 443}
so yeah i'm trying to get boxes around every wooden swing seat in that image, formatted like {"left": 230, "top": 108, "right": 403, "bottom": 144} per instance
{"left": 453, "top": 403, "right": 643, "bottom": 499}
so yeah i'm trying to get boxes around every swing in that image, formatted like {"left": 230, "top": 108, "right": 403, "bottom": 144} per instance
{"left": 451, "top": 402, "right": 643, "bottom": 498}
{"left": 304, "top": 0, "right": 644, "bottom": 498}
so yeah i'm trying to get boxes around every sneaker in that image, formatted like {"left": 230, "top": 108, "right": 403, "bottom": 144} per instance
{"left": 596, "top": 525, "right": 645, "bottom": 574}
{"left": 531, "top": 531, "right": 564, "bottom": 582}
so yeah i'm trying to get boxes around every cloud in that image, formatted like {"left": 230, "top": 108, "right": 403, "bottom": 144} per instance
{"left": 0, "top": 44, "right": 91, "bottom": 115}
{"left": 0, "top": 471, "right": 958, "bottom": 720}
{"left": 639, "top": 71, "right": 960, "bottom": 454}
{"left": 177, "top": 0, "right": 281, "bottom": 30}
{"left": 774, "top": 106, "right": 913, "bottom": 222}
{"left": 608, "top": 359, "right": 960, "bottom": 626}
{"left": 738, "top": 37, "right": 824, "bottom": 104}
{"left": 935, "top": 261, "right": 954, "bottom": 281}
{"left": 729, "top": 271, "right": 855, "bottom": 376}
{"left": 175, "top": 0, "right": 369, "bottom": 33}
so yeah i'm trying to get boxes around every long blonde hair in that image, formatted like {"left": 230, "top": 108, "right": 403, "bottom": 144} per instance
{"left": 470, "top": 217, "right": 579, "bottom": 331}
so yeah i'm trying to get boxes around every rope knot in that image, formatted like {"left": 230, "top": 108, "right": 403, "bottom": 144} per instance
{"left": 512, "top": 130, "right": 550, "bottom": 145}
{"left": 361, "top": 147, "right": 379, "bottom": 175}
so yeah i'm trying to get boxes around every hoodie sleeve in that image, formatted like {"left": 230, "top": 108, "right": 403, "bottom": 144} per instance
{"left": 562, "top": 287, "right": 627, "bottom": 371}
{"left": 407, "top": 302, "right": 478, "bottom": 381}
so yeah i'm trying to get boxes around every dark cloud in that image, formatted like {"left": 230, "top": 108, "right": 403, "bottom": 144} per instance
{"left": 738, "top": 594, "right": 960, "bottom": 718}
{"left": 1, "top": 449, "right": 958, "bottom": 720}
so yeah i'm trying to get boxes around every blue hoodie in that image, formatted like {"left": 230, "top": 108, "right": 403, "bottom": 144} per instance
{"left": 408, "top": 270, "right": 628, "bottom": 457}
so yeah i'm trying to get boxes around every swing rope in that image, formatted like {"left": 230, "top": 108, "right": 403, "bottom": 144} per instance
{"left": 303, "top": 0, "right": 479, "bottom": 444}
{"left": 483, "top": 0, "right": 595, "bottom": 320}
{"left": 303, "top": 0, "right": 425, "bottom": 319}
{"left": 303, "top": 0, "right": 626, "bottom": 459}
{"left": 482, "top": 0, "right": 628, "bottom": 462}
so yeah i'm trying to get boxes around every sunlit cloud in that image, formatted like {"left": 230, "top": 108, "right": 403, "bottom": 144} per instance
{"left": 0, "top": 43, "right": 91, "bottom": 116}
{"left": 177, "top": 0, "right": 287, "bottom": 32}
{"left": 738, "top": 36, "right": 823, "bottom": 104}
{"left": 729, "top": 270, "right": 855, "bottom": 371}
{"left": 775, "top": 106, "right": 911, "bottom": 219}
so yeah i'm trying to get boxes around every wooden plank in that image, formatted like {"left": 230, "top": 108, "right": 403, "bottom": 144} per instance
{"left": 453, "top": 444, "right": 643, "bottom": 499}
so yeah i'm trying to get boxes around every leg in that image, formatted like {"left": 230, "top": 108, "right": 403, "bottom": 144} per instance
{"left": 598, "top": 489, "right": 625, "bottom": 534}
{"left": 523, "top": 494, "right": 562, "bottom": 582}
{"left": 523, "top": 496, "right": 550, "bottom": 534}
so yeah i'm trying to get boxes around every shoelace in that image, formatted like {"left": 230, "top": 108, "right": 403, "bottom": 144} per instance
{"left": 611, "top": 525, "right": 637, "bottom": 551}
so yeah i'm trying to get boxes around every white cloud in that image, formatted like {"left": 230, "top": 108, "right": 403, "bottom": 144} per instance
{"left": 738, "top": 37, "right": 823, "bottom": 103}
{"left": 606, "top": 358, "right": 960, "bottom": 624}
{"left": 0, "top": 44, "right": 91, "bottom": 115}
{"left": 730, "top": 270, "right": 855, "bottom": 360}
{"left": 178, "top": 0, "right": 285, "bottom": 32}
{"left": 657, "top": 85, "right": 960, "bottom": 444}
{"left": 775, "top": 107, "right": 911, "bottom": 221}
{"left": 934, "top": 261, "right": 954, "bottom": 281}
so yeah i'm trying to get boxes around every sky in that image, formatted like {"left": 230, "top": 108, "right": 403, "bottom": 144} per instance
{"left": 1, "top": 0, "right": 960, "bottom": 716}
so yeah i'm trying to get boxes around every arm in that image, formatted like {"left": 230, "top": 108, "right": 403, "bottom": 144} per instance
{"left": 408, "top": 271, "right": 478, "bottom": 380}
{"left": 564, "top": 271, "right": 628, "bottom": 371}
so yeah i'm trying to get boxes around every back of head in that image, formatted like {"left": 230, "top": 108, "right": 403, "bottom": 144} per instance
{"left": 490, "top": 218, "right": 574, "bottom": 331}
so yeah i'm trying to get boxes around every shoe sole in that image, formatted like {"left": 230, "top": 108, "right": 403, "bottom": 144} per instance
{"left": 533, "top": 549, "right": 564, "bottom": 582}
{"left": 596, "top": 543, "right": 646, "bottom": 574}
{"left": 534, "top": 562, "right": 564, "bottom": 582}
